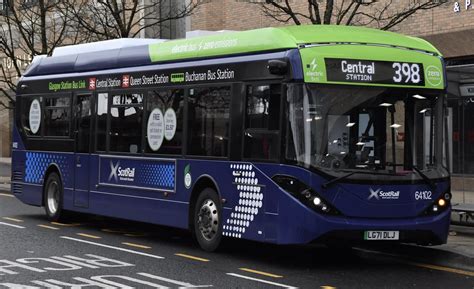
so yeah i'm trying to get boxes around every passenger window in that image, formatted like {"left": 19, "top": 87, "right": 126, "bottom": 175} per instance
{"left": 109, "top": 93, "right": 144, "bottom": 153}
{"left": 21, "top": 97, "right": 42, "bottom": 136}
{"left": 44, "top": 96, "right": 71, "bottom": 137}
{"left": 187, "top": 86, "right": 231, "bottom": 157}
{"left": 244, "top": 84, "right": 281, "bottom": 160}
{"left": 246, "top": 85, "right": 280, "bottom": 130}
{"left": 146, "top": 89, "right": 184, "bottom": 154}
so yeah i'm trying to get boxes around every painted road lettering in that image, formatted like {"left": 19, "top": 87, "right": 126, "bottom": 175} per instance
{"left": 0, "top": 254, "right": 133, "bottom": 276}
{"left": 0, "top": 272, "right": 212, "bottom": 288}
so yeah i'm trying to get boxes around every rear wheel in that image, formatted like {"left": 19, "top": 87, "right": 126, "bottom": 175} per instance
{"left": 44, "top": 172, "right": 65, "bottom": 222}
{"left": 193, "top": 188, "right": 222, "bottom": 252}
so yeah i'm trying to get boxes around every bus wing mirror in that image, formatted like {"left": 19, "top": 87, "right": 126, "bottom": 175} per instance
{"left": 267, "top": 60, "right": 288, "bottom": 75}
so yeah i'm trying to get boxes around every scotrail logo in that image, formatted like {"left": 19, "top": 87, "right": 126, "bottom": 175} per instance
{"left": 368, "top": 188, "right": 400, "bottom": 200}
{"left": 109, "top": 161, "right": 135, "bottom": 182}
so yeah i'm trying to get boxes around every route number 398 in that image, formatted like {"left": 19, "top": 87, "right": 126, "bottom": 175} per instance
{"left": 393, "top": 63, "right": 421, "bottom": 84}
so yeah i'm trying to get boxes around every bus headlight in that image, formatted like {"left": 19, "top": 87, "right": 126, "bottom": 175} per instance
{"left": 437, "top": 199, "right": 446, "bottom": 207}
{"left": 313, "top": 197, "right": 322, "bottom": 206}
{"left": 272, "top": 175, "right": 340, "bottom": 215}
{"left": 421, "top": 191, "right": 451, "bottom": 216}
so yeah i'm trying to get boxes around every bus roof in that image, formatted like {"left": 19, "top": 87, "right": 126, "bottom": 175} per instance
{"left": 23, "top": 25, "right": 441, "bottom": 77}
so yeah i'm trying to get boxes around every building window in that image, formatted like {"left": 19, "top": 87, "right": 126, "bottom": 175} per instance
{"left": 0, "top": 0, "right": 9, "bottom": 12}
{"left": 109, "top": 93, "right": 144, "bottom": 153}
{"left": 21, "top": 0, "right": 37, "bottom": 8}
{"left": 146, "top": 89, "right": 184, "bottom": 154}
{"left": 244, "top": 84, "right": 281, "bottom": 160}
{"left": 187, "top": 86, "right": 231, "bottom": 157}
{"left": 44, "top": 96, "right": 71, "bottom": 137}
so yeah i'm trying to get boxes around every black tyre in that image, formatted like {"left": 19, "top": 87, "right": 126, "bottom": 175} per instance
{"left": 193, "top": 188, "right": 223, "bottom": 252}
{"left": 44, "top": 172, "right": 65, "bottom": 222}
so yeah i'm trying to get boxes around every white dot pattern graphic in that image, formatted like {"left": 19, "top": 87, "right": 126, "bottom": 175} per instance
{"left": 223, "top": 164, "right": 263, "bottom": 239}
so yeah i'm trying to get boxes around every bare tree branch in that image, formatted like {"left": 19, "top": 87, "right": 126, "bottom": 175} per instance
{"left": 67, "top": 0, "right": 199, "bottom": 39}
{"left": 254, "top": 0, "right": 448, "bottom": 30}
{"left": 0, "top": 0, "right": 90, "bottom": 109}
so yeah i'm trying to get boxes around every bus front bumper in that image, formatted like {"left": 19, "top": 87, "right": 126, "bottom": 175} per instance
{"left": 272, "top": 207, "right": 451, "bottom": 246}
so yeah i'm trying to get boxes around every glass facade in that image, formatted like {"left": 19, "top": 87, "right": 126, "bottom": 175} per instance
{"left": 447, "top": 66, "right": 474, "bottom": 204}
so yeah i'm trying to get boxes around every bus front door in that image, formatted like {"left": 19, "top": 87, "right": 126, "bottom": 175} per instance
{"left": 73, "top": 94, "right": 92, "bottom": 208}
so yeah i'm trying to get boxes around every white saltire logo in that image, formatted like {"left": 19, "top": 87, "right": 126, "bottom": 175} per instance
{"left": 109, "top": 161, "right": 120, "bottom": 182}
{"left": 368, "top": 188, "right": 380, "bottom": 200}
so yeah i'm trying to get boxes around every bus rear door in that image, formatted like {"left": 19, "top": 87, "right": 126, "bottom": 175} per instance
{"left": 73, "top": 94, "right": 92, "bottom": 208}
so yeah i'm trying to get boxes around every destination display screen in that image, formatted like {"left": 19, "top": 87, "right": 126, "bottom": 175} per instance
{"left": 325, "top": 58, "right": 425, "bottom": 86}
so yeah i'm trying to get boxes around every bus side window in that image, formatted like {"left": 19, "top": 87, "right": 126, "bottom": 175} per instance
{"left": 187, "top": 86, "right": 231, "bottom": 157}
{"left": 21, "top": 96, "right": 42, "bottom": 136}
{"left": 44, "top": 96, "right": 71, "bottom": 137}
{"left": 109, "top": 93, "right": 144, "bottom": 153}
{"left": 146, "top": 89, "right": 184, "bottom": 154}
{"left": 244, "top": 84, "right": 281, "bottom": 161}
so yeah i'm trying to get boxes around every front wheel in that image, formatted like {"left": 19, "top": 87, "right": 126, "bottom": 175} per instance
{"left": 44, "top": 172, "right": 65, "bottom": 222}
{"left": 193, "top": 188, "right": 222, "bottom": 252}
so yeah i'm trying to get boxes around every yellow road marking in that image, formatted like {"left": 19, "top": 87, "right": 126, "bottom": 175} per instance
{"left": 76, "top": 233, "right": 101, "bottom": 239}
{"left": 0, "top": 193, "right": 13, "bottom": 198}
{"left": 175, "top": 253, "right": 210, "bottom": 262}
{"left": 239, "top": 268, "right": 283, "bottom": 278}
{"left": 2, "top": 217, "right": 23, "bottom": 223}
{"left": 409, "top": 262, "right": 474, "bottom": 277}
{"left": 102, "top": 228, "right": 125, "bottom": 233}
{"left": 124, "top": 233, "right": 147, "bottom": 237}
{"left": 321, "top": 286, "right": 337, "bottom": 289}
{"left": 122, "top": 242, "right": 151, "bottom": 249}
{"left": 37, "top": 224, "right": 59, "bottom": 230}
{"left": 51, "top": 222, "right": 81, "bottom": 227}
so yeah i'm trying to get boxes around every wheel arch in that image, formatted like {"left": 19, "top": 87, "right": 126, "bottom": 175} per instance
{"left": 188, "top": 174, "right": 221, "bottom": 230}
{"left": 42, "top": 163, "right": 63, "bottom": 206}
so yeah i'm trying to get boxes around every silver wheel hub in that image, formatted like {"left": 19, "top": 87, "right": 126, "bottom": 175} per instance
{"left": 47, "top": 181, "right": 59, "bottom": 215}
{"left": 197, "top": 199, "right": 219, "bottom": 241}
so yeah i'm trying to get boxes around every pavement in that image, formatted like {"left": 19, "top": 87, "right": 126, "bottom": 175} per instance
{"left": 0, "top": 157, "right": 10, "bottom": 189}
{"left": 1, "top": 157, "right": 473, "bottom": 279}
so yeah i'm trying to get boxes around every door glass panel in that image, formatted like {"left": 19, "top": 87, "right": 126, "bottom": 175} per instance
{"left": 76, "top": 95, "right": 91, "bottom": 153}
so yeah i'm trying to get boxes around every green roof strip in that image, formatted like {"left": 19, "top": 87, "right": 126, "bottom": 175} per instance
{"left": 279, "top": 25, "right": 441, "bottom": 54}
{"left": 148, "top": 25, "right": 442, "bottom": 63}
{"left": 148, "top": 27, "right": 297, "bottom": 62}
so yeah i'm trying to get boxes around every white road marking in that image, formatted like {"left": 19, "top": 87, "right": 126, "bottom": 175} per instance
{"left": 0, "top": 221, "right": 25, "bottom": 229}
{"left": 60, "top": 236, "right": 164, "bottom": 259}
{"left": 138, "top": 272, "right": 213, "bottom": 288}
{"left": 227, "top": 273, "right": 297, "bottom": 289}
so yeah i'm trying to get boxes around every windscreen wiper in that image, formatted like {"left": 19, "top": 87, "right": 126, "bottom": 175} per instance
{"left": 412, "top": 166, "right": 436, "bottom": 191}
{"left": 322, "top": 170, "right": 390, "bottom": 189}
{"left": 322, "top": 172, "right": 355, "bottom": 189}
